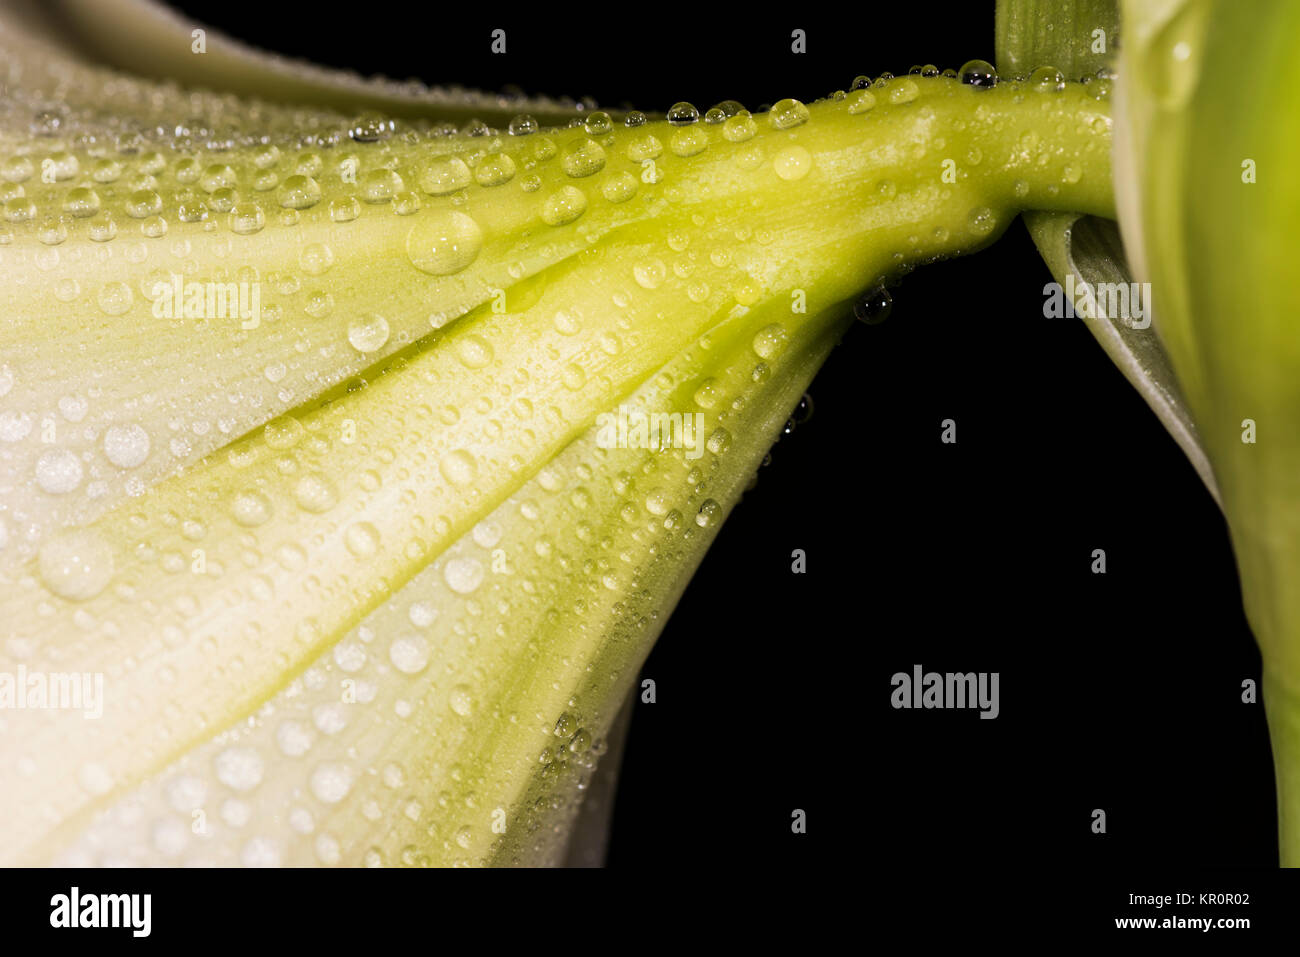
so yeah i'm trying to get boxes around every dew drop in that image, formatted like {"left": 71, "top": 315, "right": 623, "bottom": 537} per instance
{"left": 360, "top": 168, "right": 404, "bottom": 203}
{"left": 97, "top": 281, "right": 133, "bottom": 316}
{"left": 1030, "top": 65, "right": 1066, "bottom": 92}
{"left": 103, "top": 424, "right": 150, "bottom": 468}
{"left": 584, "top": 111, "right": 613, "bottom": 135}
{"left": 773, "top": 145, "right": 812, "bottom": 181}
{"left": 562, "top": 363, "right": 586, "bottom": 390}
{"left": 294, "top": 473, "right": 339, "bottom": 513}
{"left": 35, "top": 449, "right": 83, "bottom": 494}
{"left": 264, "top": 417, "right": 305, "bottom": 449}
{"left": 751, "top": 323, "right": 789, "bottom": 359}
{"left": 475, "top": 153, "right": 516, "bottom": 187}
{"left": 439, "top": 449, "right": 478, "bottom": 486}
{"left": 456, "top": 334, "right": 494, "bottom": 368}
{"left": 670, "top": 128, "right": 708, "bottom": 157}
{"left": 888, "top": 79, "right": 920, "bottom": 104}
{"left": 508, "top": 114, "right": 539, "bottom": 136}
{"left": 417, "top": 156, "right": 472, "bottom": 195}
{"left": 553, "top": 309, "right": 581, "bottom": 335}
{"left": 541, "top": 185, "right": 587, "bottom": 226}
{"left": 959, "top": 59, "right": 998, "bottom": 88}
{"left": 601, "top": 172, "right": 637, "bottom": 203}
{"left": 232, "top": 490, "right": 273, "bottom": 527}
{"left": 126, "top": 189, "right": 162, "bottom": 219}
{"left": 722, "top": 111, "right": 757, "bottom": 142}
{"left": 561, "top": 138, "right": 607, "bottom": 177}
{"left": 276, "top": 720, "right": 315, "bottom": 757}
{"left": 38, "top": 529, "right": 114, "bottom": 601}
{"left": 310, "top": 763, "right": 353, "bottom": 804}
{"left": 768, "top": 98, "right": 810, "bottom": 129}
{"left": 847, "top": 90, "right": 877, "bottom": 114}
{"left": 278, "top": 174, "right": 322, "bottom": 210}
{"left": 345, "top": 522, "right": 381, "bottom": 558}
{"left": 444, "top": 557, "right": 484, "bottom": 594}
{"left": 214, "top": 747, "right": 264, "bottom": 792}
{"left": 329, "top": 197, "right": 360, "bottom": 223}
{"left": 347, "top": 313, "right": 390, "bottom": 353}
{"left": 63, "top": 187, "right": 101, "bottom": 218}
{"left": 389, "top": 634, "right": 430, "bottom": 674}
{"left": 667, "top": 102, "right": 700, "bottom": 125}
{"left": 299, "top": 242, "right": 334, "bottom": 276}
{"left": 695, "top": 499, "right": 722, "bottom": 528}
{"left": 854, "top": 285, "right": 893, "bottom": 324}
{"left": 633, "top": 259, "right": 666, "bottom": 290}
{"left": 230, "top": 203, "right": 266, "bottom": 235}
{"left": 406, "top": 210, "right": 483, "bottom": 275}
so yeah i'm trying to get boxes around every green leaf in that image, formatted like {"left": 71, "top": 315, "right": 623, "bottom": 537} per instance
{"left": 1026, "top": 212, "right": 1218, "bottom": 502}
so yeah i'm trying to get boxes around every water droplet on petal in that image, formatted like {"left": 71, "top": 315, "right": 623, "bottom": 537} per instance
{"left": 103, "top": 424, "right": 150, "bottom": 468}
{"left": 39, "top": 529, "right": 114, "bottom": 601}
{"left": 347, "top": 313, "right": 390, "bottom": 353}
{"left": 406, "top": 210, "right": 483, "bottom": 275}
{"left": 541, "top": 185, "right": 587, "bottom": 226}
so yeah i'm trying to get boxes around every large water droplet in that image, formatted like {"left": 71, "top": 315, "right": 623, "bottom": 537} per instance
{"left": 751, "top": 323, "right": 789, "bottom": 359}
{"left": 667, "top": 102, "right": 700, "bottom": 126}
{"left": 1030, "top": 65, "right": 1066, "bottom": 93}
{"left": 773, "top": 145, "right": 812, "bottom": 181}
{"left": 232, "top": 490, "right": 273, "bottom": 527}
{"left": 294, "top": 473, "right": 339, "bottom": 513}
{"left": 38, "top": 529, "right": 114, "bottom": 601}
{"left": 103, "top": 424, "right": 150, "bottom": 468}
{"left": 35, "top": 449, "right": 84, "bottom": 493}
{"left": 310, "top": 763, "right": 353, "bottom": 803}
{"left": 389, "top": 634, "right": 430, "bottom": 674}
{"left": 278, "top": 174, "right": 322, "bottom": 210}
{"left": 347, "top": 313, "right": 391, "bottom": 353}
{"left": 215, "top": 747, "right": 264, "bottom": 792}
{"left": 561, "top": 139, "right": 607, "bottom": 177}
{"left": 406, "top": 210, "right": 483, "bottom": 275}
{"left": 443, "top": 557, "right": 484, "bottom": 594}
{"left": 854, "top": 285, "right": 893, "bottom": 324}
{"left": 417, "top": 156, "right": 472, "bottom": 195}
{"left": 439, "top": 449, "right": 478, "bottom": 486}
{"left": 345, "top": 522, "right": 381, "bottom": 557}
{"left": 541, "top": 185, "right": 587, "bottom": 226}
{"left": 768, "top": 98, "right": 810, "bottom": 129}
{"left": 959, "top": 59, "right": 998, "bottom": 88}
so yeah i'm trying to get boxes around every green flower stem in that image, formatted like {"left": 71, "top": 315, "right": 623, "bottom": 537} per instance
{"left": 1264, "top": 674, "right": 1300, "bottom": 865}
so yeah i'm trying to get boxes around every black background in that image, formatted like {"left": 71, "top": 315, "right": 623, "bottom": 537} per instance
{"left": 146, "top": 1, "right": 1276, "bottom": 873}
